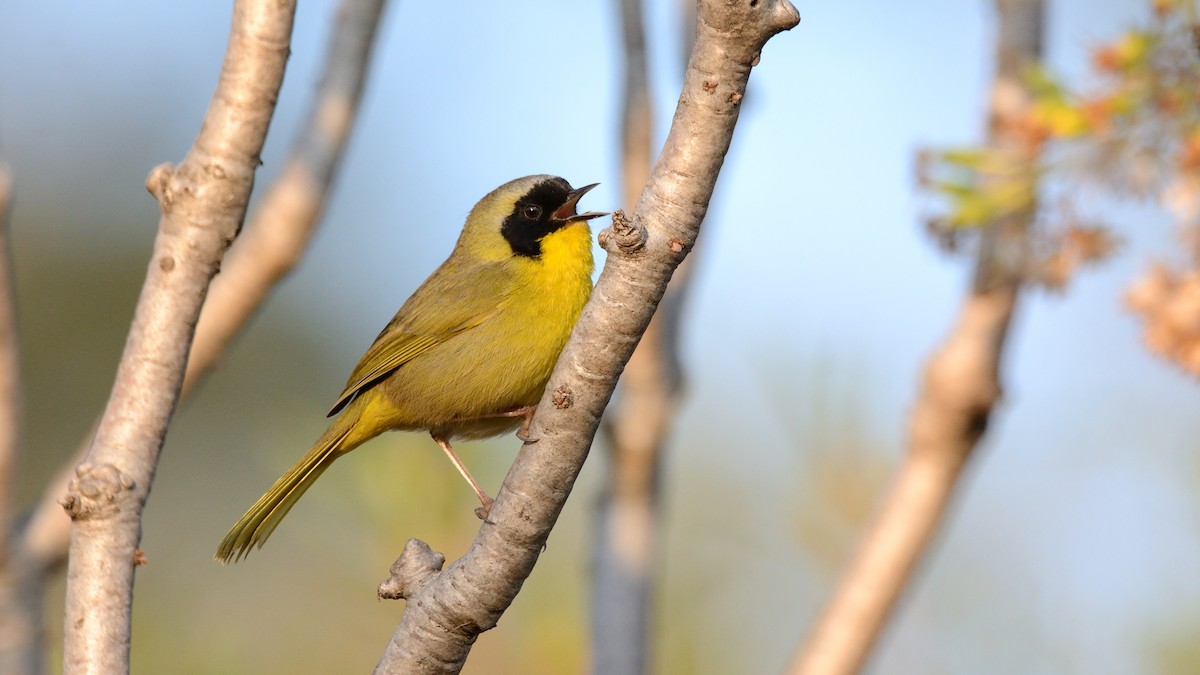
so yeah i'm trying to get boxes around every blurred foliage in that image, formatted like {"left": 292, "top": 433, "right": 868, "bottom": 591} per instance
{"left": 921, "top": 0, "right": 1200, "bottom": 377}
{"left": 923, "top": 0, "right": 1200, "bottom": 221}
{"left": 1125, "top": 261, "right": 1200, "bottom": 372}
{"left": 772, "top": 359, "right": 892, "bottom": 574}
{"left": 919, "top": 147, "right": 1039, "bottom": 231}
{"left": 6, "top": 2, "right": 1200, "bottom": 674}
{"left": 921, "top": 1, "right": 1200, "bottom": 256}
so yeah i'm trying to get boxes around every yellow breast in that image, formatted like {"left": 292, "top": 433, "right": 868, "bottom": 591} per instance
{"left": 521, "top": 219, "right": 594, "bottom": 321}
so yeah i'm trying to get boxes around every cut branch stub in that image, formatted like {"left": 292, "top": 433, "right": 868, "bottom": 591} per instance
{"left": 372, "top": 1, "right": 799, "bottom": 673}
{"left": 378, "top": 539, "right": 446, "bottom": 601}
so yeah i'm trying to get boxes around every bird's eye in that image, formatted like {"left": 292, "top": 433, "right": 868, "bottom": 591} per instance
{"left": 522, "top": 204, "right": 543, "bottom": 220}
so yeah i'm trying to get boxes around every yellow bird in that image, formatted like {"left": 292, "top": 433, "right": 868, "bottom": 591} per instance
{"left": 216, "top": 175, "right": 604, "bottom": 563}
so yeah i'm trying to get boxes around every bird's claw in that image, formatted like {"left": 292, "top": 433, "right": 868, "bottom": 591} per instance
{"left": 474, "top": 495, "right": 494, "bottom": 520}
{"left": 516, "top": 407, "right": 538, "bottom": 443}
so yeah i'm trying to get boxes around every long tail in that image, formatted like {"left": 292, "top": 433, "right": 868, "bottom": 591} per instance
{"left": 216, "top": 423, "right": 354, "bottom": 564}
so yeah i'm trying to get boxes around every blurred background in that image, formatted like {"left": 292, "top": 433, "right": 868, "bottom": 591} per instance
{"left": 2, "top": 0, "right": 1199, "bottom": 673}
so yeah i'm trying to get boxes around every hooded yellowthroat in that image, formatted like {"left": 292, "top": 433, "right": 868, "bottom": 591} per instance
{"left": 216, "top": 175, "right": 604, "bottom": 563}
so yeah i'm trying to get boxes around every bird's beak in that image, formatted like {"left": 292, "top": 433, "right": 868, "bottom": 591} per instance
{"left": 554, "top": 183, "right": 608, "bottom": 223}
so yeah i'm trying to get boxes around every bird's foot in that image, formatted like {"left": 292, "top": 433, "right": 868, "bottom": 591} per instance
{"left": 474, "top": 494, "right": 494, "bottom": 520}
{"left": 514, "top": 406, "right": 538, "bottom": 443}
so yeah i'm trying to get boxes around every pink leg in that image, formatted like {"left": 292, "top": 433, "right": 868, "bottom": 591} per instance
{"left": 432, "top": 434, "right": 494, "bottom": 519}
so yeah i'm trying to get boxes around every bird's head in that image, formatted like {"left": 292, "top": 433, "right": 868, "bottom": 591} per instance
{"left": 460, "top": 175, "right": 607, "bottom": 262}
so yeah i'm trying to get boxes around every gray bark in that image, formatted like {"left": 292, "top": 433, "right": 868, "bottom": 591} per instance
{"left": 373, "top": 1, "right": 801, "bottom": 673}
{"left": 59, "top": 2, "right": 296, "bottom": 672}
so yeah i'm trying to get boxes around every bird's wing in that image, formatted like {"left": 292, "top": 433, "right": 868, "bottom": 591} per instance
{"left": 326, "top": 259, "right": 516, "bottom": 416}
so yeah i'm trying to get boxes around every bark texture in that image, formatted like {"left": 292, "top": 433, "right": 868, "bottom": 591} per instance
{"left": 182, "top": 0, "right": 390, "bottom": 398}
{"left": 59, "top": 2, "right": 296, "bottom": 672}
{"left": 587, "top": 0, "right": 676, "bottom": 673}
{"left": 0, "top": 3, "right": 385, "bottom": 670}
{"left": 789, "top": 2, "right": 1044, "bottom": 674}
{"left": 373, "top": 1, "right": 800, "bottom": 673}
{"left": 20, "top": 0, "right": 385, "bottom": 581}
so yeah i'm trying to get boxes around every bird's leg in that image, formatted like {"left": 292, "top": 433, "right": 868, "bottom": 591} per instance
{"left": 510, "top": 405, "right": 537, "bottom": 442}
{"left": 483, "top": 405, "right": 538, "bottom": 442}
{"left": 442, "top": 405, "right": 540, "bottom": 443}
{"left": 432, "top": 434, "right": 493, "bottom": 519}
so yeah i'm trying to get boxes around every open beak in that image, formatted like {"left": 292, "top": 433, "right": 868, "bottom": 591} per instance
{"left": 554, "top": 182, "right": 608, "bottom": 222}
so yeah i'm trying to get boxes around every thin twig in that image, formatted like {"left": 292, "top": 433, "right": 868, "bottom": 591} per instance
{"left": 789, "top": 2, "right": 1044, "bottom": 674}
{"left": 59, "top": 2, "right": 296, "bottom": 672}
{"left": 372, "top": 2, "right": 800, "bottom": 673}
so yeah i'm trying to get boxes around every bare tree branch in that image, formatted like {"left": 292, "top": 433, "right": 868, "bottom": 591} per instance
{"left": 372, "top": 2, "right": 800, "bottom": 673}
{"left": 616, "top": 0, "right": 653, "bottom": 216}
{"left": 6, "top": 0, "right": 389, "bottom": 586}
{"left": 789, "top": 2, "right": 1044, "bottom": 674}
{"left": 182, "top": 0, "right": 389, "bottom": 398}
{"left": 14, "top": 430, "right": 86, "bottom": 570}
{"left": 0, "top": 164, "right": 17, "bottom": 557}
{"left": 0, "top": 2, "right": 387, "bottom": 671}
{"left": 0, "top": 551, "right": 44, "bottom": 675}
{"left": 591, "top": 0, "right": 658, "bottom": 668}
{"left": 588, "top": 0, "right": 694, "bottom": 672}
{"left": 0, "top": 164, "right": 43, "bottom": 675}
{"left": 59, "top": 2, "right": 296, "bottom": 672}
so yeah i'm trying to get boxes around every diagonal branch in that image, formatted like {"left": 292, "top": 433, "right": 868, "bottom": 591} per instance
{"left": 12, "top": 0, "right": 390, "bottom": 580}
{"left": 182, "top": 0, "right": 390, "bottom": 399}
{"left": 789, "top": 2, "right": 1044, "bottom": 674}
{"left": 0, "top": 2, "right": 387, "bottom": 672}
{"left": 372, "top": 2, "right": 800, "bottom": 673}
{"left": 59, "top": 2, "right": 297, "bottom": 672}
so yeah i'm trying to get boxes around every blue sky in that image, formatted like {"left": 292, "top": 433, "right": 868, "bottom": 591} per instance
{"left": 2, "top": 1, "right": 1199, "bottom": 672}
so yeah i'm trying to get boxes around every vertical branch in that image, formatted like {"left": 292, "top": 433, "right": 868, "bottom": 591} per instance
{"left": 589, "top": 0, "right": 659, "bottom": 672}
{"left": 589, "top": 0, "right": 696, "bottom": 672}
{"left": 0, "top": 164, "right": 41, "bottom": 675}
{"left": 0, "top": 438, "right": 76, "bottom": 675}
{"left": 60, "top": 2, "right": 296, "bottom": 673}
{"left": 0, "top": 164, "right": 17, "bottom": 556}
{"left": 789, "top": 2, "right": 1044, "bottom": 674}
{"left": 372, "top": 1, "right": 799, "bottom": 673}
{"left": 617, "top": 0, "right": 653, "bottom": 215}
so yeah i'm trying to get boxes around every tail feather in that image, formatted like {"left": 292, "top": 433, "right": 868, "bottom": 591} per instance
{"left": 216, "top": 424, "right": 353, "bottom": 564}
